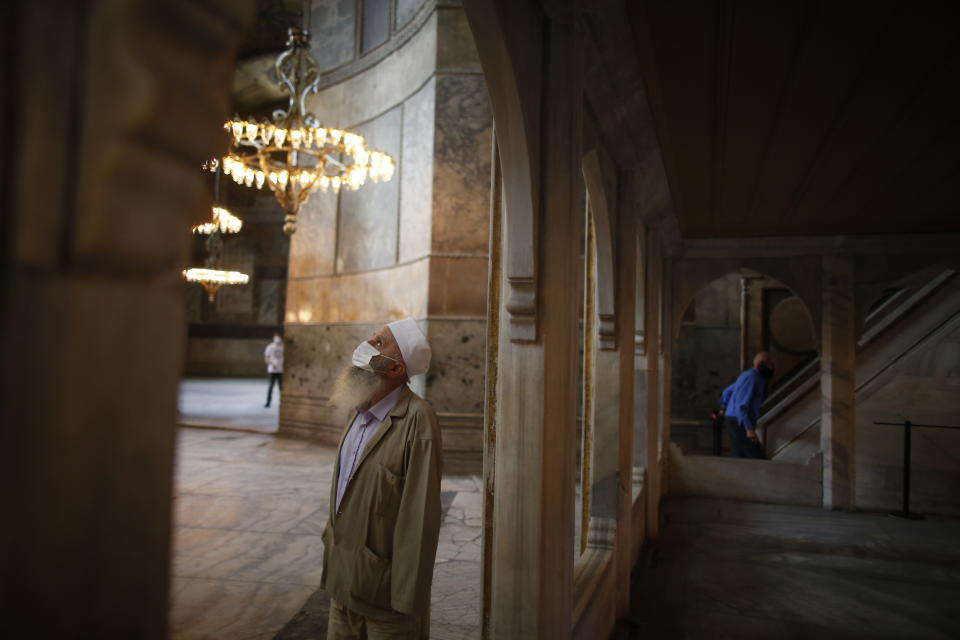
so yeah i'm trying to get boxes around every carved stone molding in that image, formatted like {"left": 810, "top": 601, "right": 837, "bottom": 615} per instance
{"left": 598, "top": 314, "right": 616, "bottom": 351}
{"left": 505, "top": 276, "right": 537, "bottom": 341}
{"left": 467, "top": 0, "right": 543, "bottom": 343}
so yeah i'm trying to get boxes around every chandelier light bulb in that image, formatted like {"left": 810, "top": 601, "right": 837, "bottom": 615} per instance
{"left": 183, "top": 268, "right": 250, "bottom": 302}
{"left": 220, "top": 28, "right": 396, "bottom": 234}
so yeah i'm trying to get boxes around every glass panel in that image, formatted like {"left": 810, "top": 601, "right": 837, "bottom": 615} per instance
{"left": 632, "top": 232, "right": 645, "bottom": 500}
{"left": 574, "top": 197, "right": 595, "bottom": 560}
{"left": 361, "top": 0, "right": 390, "bottom": 53}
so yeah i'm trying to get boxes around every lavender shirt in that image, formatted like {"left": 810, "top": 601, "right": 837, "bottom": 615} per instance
{"left": 335, "top": 385, "right": 403, "bottom": 511}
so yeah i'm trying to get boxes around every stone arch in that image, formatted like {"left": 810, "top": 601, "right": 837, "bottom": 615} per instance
{"left": 581, "top": 148, "right": 617, "bottom": 350}
{"left": 463, "top": 0, "right": 541, "bottom": 342}
{"left": 669, "top": 269, "right": 819, "bottom": 457}
{"left": 672, "top": 256, "right": 821, "bottom": 343}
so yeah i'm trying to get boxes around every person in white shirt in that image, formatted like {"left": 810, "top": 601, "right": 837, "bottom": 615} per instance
{"left": 263, "top": 332, "right": 284, "bottom": 408}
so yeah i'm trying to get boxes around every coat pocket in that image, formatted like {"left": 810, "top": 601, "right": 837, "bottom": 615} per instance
{"left": 373, "top": 463, "right": 404, "bottom": 517}
{"left": 320, "top": 523, "right": 335, "bottom": 589}
{"left": 351, "top": 545, "right": 393, "bottom": 609}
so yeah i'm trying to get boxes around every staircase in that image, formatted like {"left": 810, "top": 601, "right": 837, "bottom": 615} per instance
{"left": 761, "top": 268, "right": 960, "bottom": 462}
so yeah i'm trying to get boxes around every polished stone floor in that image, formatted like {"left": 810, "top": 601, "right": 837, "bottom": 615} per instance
{"left": 169, "top": 427, "right": 481, "bottom": 639}
{"left": 178, "top": 378, "right": 280, "bottom": 433}
{"left": 620, "top": 497, "right": 960, "bottom": 639}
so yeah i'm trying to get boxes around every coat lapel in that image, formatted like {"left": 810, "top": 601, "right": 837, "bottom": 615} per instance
{"left": 353, "top": 386, "right": 412, "bottom": 473}
{"left": 330, "top": 409, "right": 357, "bottom": 523}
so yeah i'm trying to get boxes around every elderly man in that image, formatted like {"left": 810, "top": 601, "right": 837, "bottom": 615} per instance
{"left": 718, "top": 352, "right": 775, "bottom": 459}
{"left": 322, "top": 318, "right": 442, "bottom": 640}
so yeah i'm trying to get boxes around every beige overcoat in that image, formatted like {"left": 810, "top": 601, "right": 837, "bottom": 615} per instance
{"left": 321, "top": 385, "right": 442, "bottom": 620}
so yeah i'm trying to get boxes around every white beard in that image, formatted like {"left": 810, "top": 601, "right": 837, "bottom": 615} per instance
{"left": 329, "top": 365, "right": 386, "bottom": 410}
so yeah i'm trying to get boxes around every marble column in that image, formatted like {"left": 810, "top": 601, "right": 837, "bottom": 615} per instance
{"left": 480, "top": 9, "right": 581, "bottom": 639}
{"left": 2, "top": 0, "right": 252, "bottom": 635}
{"left": 820, "top": 254, "right": 857, "bottom": 510}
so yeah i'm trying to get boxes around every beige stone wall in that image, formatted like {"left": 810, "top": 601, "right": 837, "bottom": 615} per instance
{"left": 280, "top": 3, "right": 492, "bottom": 472}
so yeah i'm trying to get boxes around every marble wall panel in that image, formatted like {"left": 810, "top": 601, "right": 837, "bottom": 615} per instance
{"left": 258, "top": 279, "right": 282, "bottom": 325}
{"left": 186, "top": 338, "right": 267, "bottom": 377}
{"left": 280, "top": 317, "right": 486, "bottom": 472}
{"left": 286, "top": 257, "right": 430, "bottom": 324}
{"left": 423, "top": 318, "right": 486, "bottom": 414}
{"left": 337, "top": 106, "right": 403, "bottom": 272}
{"left": 431, "top": 73, "right": 492, "bottom": 254}
{"left": 288, "top": 185, "right": 338, "bottom": 278}
{"left": 396, "top": 0, "right": 428, "bottom": 28}
{"left": 307, "top": 12, "right": 436, "bottom": 128}
{"left": 399, "top": 77, "right": 436, "bottom": 263}
{"left": 311, "top": 0, "right": 356, "bottom": 72}
{"left": 284, "top": 322, "right": 378, "bottom": 399}
{"left": 428, "top": 255, "right": 488, "bottom": 316}
{"left": 694, "top": 273, "right": 740, "bottom": 327}
{"left": 436, "top": 7, "right": 483, "bottom": 72}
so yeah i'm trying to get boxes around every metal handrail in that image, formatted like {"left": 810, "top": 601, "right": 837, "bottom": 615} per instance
{"left": 872, "top": 420, "right": 960, "bottom": 520}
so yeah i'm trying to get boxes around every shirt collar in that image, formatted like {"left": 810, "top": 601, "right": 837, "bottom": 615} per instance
{"left": 362, "top": 385, "right": 404, "bottom": 422}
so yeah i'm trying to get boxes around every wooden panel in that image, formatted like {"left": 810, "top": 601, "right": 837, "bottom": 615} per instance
{"left": 641, "top": 1, "right": 719, "bottom": 234}
{"left": 632, "top": 0, "right": 960, "bottom": 238}
{"left": 788, "top": 11, "right": 960, "bottom": 234}
{"left": 714, "top": 1, "right": 809, "bottom": 232}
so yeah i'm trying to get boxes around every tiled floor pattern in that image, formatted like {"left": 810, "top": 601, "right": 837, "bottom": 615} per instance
{"left": 170, "top": 427, "right": 481, "bottom": 639}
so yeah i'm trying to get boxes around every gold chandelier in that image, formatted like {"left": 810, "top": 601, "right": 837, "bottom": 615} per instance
{"left": 192, "top": 206, "right": 243, "bottom": 235}
{"left": 222, "top": 27, "right": 395, "bottom": 234}
{"left": 183, "top": 164, "right": 251, "bottom": 302}
{"left": 184, "top": 268, "right": 250, "bottom": 302}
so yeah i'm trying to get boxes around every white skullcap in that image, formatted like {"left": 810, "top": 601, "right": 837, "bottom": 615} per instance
{"left": 387, "top": 318, "right": 431, "bottom": 376}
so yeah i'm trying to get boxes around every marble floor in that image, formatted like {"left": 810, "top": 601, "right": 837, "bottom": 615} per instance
{"left": 169, "top": 427, "right": 481, "bottom": 639}
{"left": 620, "top": 497, "right": 960, "bottom": 639}
{"left": 178, "top": 378, "right": 280, "bottom": 433}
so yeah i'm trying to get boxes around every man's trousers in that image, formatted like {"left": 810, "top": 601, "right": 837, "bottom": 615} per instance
{"left": 265, "top": 372, "right": 282, "bottom": 406}
{"left": 326, "top": 599, "right": 424, "bottom": 640}
{"left": 724, "top": 416, "right": 766, "bottom": 459}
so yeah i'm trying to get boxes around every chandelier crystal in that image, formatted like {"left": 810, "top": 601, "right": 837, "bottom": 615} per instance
{"left": 183, "top": 268, "right": 250, "bottom": 302}
{"left": 222, "top": 28, "right": 395, "bottom": 234}
{"left": 192, "top": 206, "right": 243, "bottom": 235}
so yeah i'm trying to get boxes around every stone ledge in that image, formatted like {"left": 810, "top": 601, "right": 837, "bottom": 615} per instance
{"left": 668, "top": 442, "right": 822, "bottom": 507}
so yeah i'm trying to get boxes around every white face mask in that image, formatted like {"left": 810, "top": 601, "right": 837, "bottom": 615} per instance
{"left": 351, "top": 341, "right": 381, "bottom": 372}
{"left": 351, "top": 341, "right": 400, "bottom": 372}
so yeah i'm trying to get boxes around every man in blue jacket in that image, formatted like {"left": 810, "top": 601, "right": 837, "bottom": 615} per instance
{"left": 718, "top": 352, "right": 775, "bottom": 459}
